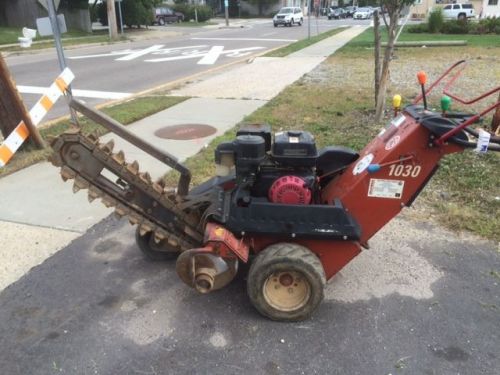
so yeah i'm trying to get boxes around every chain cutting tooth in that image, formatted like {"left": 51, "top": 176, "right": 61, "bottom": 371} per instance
{"left": 153, "top": 229, "right": 168, "bottom": 243}
{"left": 139, "top": 172, "right": 152, "bottom": 184}
{"left": 74, "top": 175, "right": 89, "bottom": 190}
{"left": 114, "top": 205, "right": 130, "bottom": 218}
{"left": 126, "top": 160, "right": 140, "bottom": 175}
{"left": 152, "top": 183, "right": 164, "bottom": 195}
{"left": 111, "top": 150, "right": 125, "bottom": 165}
{"left": 60, "top": 166, "right": 76, "bottom": 181}
{"left": 101, "top": 194, "right": 117, "bottom": 208}
{"left": 100, "top": 140, "right": 115, "bottom": 154}
{"left": 88, "top": 186, "right": 102, "bottom": 203}
{"left": 86, "top": 132, "right": 100, "bottom": 144}
{"left": 167, "top": 238, "right": 179, "bottom": 247}
{"left": 128, "top": 212, "right": 142, "bottom": 225}
{"left": 139, "top": 222, "right": 155, "bottom": 236}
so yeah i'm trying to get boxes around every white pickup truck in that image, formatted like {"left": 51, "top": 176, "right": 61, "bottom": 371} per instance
{"left": 442, "top": 3, "right": 476, "bottom": 20}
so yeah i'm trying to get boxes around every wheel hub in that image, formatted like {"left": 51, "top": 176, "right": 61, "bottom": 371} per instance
{"left": 263, "top": 271, "right": 310, "bottom": 312}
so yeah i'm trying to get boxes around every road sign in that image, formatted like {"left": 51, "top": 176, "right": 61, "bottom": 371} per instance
{"left": 36, "top": 15, "right": 67, "bottom": 36}
{"left": 38, "top": 0, "right": 61, "bottom": 12}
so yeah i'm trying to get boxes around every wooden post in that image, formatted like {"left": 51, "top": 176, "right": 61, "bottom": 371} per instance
{"left": 107, "top": 0, "right": 118, "bottom": 40}
{"left": 491, "top": 92, "right": 500, "bottom": 135}
{"left": 0, "top": 53, "right": 45, "bottom": 148}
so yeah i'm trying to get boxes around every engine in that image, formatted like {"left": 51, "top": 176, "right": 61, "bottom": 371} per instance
{"left": 214, "top": 124, "right": 318, "bottom": 205}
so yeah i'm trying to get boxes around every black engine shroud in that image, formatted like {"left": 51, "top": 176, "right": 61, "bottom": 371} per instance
{"left": 206, "top": 124, "right": 361, "bottom": 241}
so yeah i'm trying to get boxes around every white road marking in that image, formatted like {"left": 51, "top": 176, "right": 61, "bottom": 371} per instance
{"left": 17, "top": 85, "right": 132, "bottom": 100}
{"left": 115, "top": 44, "right": 165, "bottom": 61}
{"left": 197, "top": 45, "right": 225, "bottom": 65}
{"left": 145, "top": 46, "right": 265, "bottom": 64}
{"left": 68, "top": 45, "right": 208, "bottom": 60}
{"left": 192, "top": 37, "right": 298, "bottom": 42}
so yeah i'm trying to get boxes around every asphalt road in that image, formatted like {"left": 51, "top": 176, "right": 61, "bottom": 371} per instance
{"left": 5, "top": 18, "right": 367, "bottom": 122}
{"left": 0, "top": 216, "right": 498, "bottom": 375}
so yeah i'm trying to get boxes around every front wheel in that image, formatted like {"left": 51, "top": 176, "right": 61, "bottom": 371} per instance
{"left": 135, "top": 228, "right": 180, "bottom": 261}
{"left": 247, "top": 243, "right": 326, "bottom": 321}
{"left": 458, "top": 13, "right": 466, "bottom": 20}
{"left": 290, "top": 19, "right": 294, "bottom": 26}
{"left": 274, "top": 22, "right": 278, "bottom": 27}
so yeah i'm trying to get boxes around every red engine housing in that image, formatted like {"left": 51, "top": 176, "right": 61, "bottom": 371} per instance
{"left": 268, "top": 175, "right": 311, "bottom": 204}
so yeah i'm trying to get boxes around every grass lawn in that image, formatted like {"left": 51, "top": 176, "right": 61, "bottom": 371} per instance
{"left": 265, "top": 27, "right": 348, "bottom": 57}
{"left": 341, "top": 27, "right": 500, "bottom": 53}
{"left": 0, "top": 96, "right": 188, "bottom": 177}
{"left": 0, "top": 27, "right": 124, "bottom": 51}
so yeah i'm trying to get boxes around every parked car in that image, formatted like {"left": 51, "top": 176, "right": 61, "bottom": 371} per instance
{"left": 153, "top": 7, "right": 184, "bottom": 25}
{"left": 273, "top": 7, "right": 304, "bottom": 27}
{"left": 353, "top": 7, "right": 372, "bottom": 19}
{"left": 442, "top": 3, "right": 475, "bottom": 20}
{"left": 344, "top": 6, "right": 357, "bottom": 17}
{"left": 328, "top": 8, "right": 347, "bottom": 19}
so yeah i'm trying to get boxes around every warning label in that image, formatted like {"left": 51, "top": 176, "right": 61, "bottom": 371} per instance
{"left": 368, "top": 179, "right": 404, "bottom": 199}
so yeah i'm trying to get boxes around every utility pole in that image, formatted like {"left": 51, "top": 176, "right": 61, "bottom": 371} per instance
{"left": 225, "top": 0, "right": 229, "bottom": 26}
{"left": 308, "top": 0, "right": 311, "bottom": 39}
{"left": 46, "top": 0, "right": 78, "bottom": 125}
{"left": 107, "top": 0, "right": 118, "bottom": 40}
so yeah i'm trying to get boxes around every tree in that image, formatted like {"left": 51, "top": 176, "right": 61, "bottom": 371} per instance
{"left": 247, "top": 0, "right": 279, "bottom": 16}
{"left": 98, "top": 0, "right": 161, "bottom": 28}
{"left": 374, "top": 0, "right": 415, "bottom": 121}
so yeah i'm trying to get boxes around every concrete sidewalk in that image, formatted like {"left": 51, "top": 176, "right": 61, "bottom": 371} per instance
{"left": 0, "top": 26, "right": 367, "bottom": 291}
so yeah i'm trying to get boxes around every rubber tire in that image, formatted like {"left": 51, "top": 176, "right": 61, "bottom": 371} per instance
{"left": 159, "top": 17, "right": 165, "bottom": 26}
{"left": 135, "top": 227, "right": 179, "bottom": 261}
{"left": 458, "top": 13, "right": 466, "bottom": 20}
{"left": 247, "top": 243, "right": 326, "bottom": 321}
{"left": 298, "top": 18, "right": 303, "bottom": 26}
{"left": 274, "top": 23, "right": 278, "bottom": 27}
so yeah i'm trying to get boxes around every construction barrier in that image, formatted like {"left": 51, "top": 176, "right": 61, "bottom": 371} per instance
{"left": 0, "top": 68, "right": 74, "bottom": 167}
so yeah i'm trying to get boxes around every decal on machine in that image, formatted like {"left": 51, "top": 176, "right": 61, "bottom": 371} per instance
{"left": 385, "top": 135, "right": 401, "bottom": 150}
{"left": 391, "top": 114, "right": 406, "bottom": 127}
{"left": 368, "top": 179, "right": 405, "bottom": 199}
{"left": 353, "top": 153, "right": 374, "bottom": 175}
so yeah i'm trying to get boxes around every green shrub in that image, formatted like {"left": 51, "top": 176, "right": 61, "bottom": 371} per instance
{"left": 428, "top": 7, "right": 444, "bottom": 33}
{"left": 172, "top": 4, "right": 212, "bottom": 22}
{"left": 407, "top": 23, "right": 428, "bottom": 33}
{"left": 441, "top": 20, "right": 469, "bottom": 34}
{"left": 97, "top": 0, "right": 155, "bottom": 27}
{"left": 173, "top": 3, "right": 194, "bottom": 20}
{"left": 193, "top": 5, "right": 213, "bottom": 22}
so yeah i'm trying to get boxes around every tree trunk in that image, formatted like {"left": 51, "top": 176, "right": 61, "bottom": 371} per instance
{"left": 375, "top": 12, "right": 398, "bottom": 122}
{"left": 491, "top": 92, "right": 500, "bottom": 134}
{"left": 107, "top": 0, "right": 118, "bottom": 40}
{"left": 0, "top": 54, "right": 44, "bottom": 148}
{"left": 374, "top": 10, "right": 381, "bottom": 107}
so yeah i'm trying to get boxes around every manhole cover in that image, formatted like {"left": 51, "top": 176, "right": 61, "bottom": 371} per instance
{"left": 154, "top": 124, "right": 217, "bottom": 140}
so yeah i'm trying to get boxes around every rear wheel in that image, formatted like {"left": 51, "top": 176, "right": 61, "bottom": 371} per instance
{"left": 135, "top": 228, "right": 179, "bottom": 261}
{"left": 290, "top": 19, "right": 294, "bottom": 26}
{"left": 159, "top": 17, "right": 165, "bottom": 26}
{"left": 247, "top": 243, "right": 326, "bottom": 321}
{"left": 298, "top": 18, "right": 303, "bottom": 26}
{"left": 458, "top": 13, "right": 466, "bottom": 20}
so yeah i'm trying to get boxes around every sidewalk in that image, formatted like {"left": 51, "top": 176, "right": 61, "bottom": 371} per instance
{"left": 0, "top": 26, "right": 367, "bottom": 291}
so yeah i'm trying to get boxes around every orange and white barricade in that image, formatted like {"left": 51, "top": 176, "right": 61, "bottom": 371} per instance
{"left": 0, "top": 68, "right": 75, "bottom": 167}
